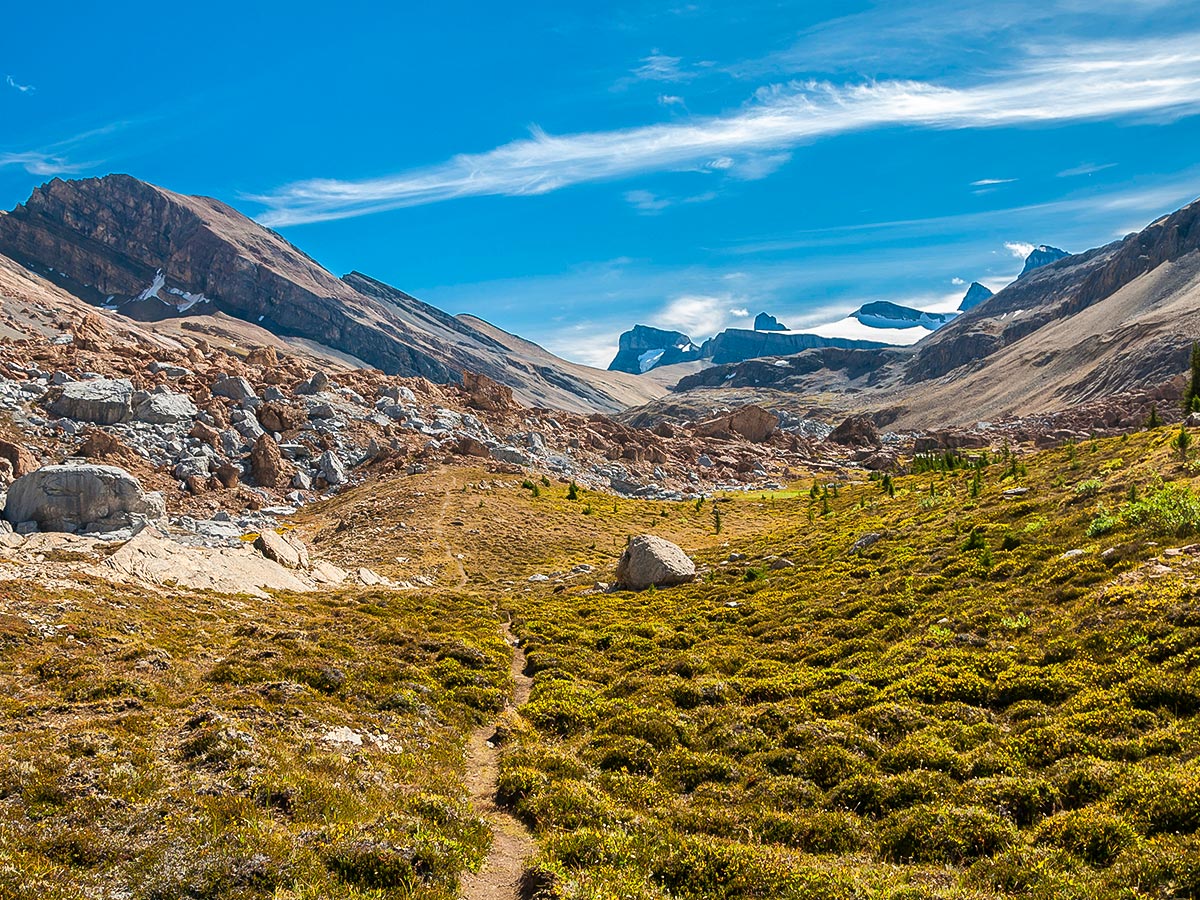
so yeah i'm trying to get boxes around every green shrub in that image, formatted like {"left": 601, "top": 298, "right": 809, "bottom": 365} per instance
{"left": 1034, "top": 808, "right": 1138, "bottom": 866}
{"left": 879, "top": 805, "right": 1017, "bottom": 863}
{"left": 1114, "top": 764, "right": 1200, "bottom": 834}
{"left": 964, "top": 775, "right": 1059, "bottom": 827}
{"left": 880, "top": 731, "right": 965, "bottom": 777}
{"left": 755, "top": 810, "right": 872, "bottom": 854}
{"left": 522, "top": 681, "right": 603, "bottom": 735}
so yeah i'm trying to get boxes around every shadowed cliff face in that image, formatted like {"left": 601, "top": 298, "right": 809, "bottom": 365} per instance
{"left": 0, "top": 175, "right": 664, "bottom": 413}
{"left": 0, "top": 175, "right": 456, "bottom": 380}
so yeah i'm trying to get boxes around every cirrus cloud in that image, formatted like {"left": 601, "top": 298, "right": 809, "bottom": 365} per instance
{"left": 251, "top": 33, "right": 1200, "bottom": 227}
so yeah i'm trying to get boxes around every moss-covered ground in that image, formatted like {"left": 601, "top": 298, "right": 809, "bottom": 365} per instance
{"left": 7, "top": 427, "right": 1200, "bottom": 898}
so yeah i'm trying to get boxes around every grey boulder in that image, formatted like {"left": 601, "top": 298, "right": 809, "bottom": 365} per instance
{"left": 50, "top": 379, "right": 133, "bottom": 425}
{"left": 3, "top": 464, "right": 166, "bottom": 533}
{"left": 318, "top": 450, "right": 347, "bottom": 485}
{"left": 615, "top": 535, "right": 696, "bottom": 590}
{"left": 136, "top": 392, "right": 199, "bottom": 425}
{"left": 212, "top": 376, "right": 257, "bottom": 402}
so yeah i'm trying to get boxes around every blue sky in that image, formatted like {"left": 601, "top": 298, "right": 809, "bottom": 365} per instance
{"left": 4, "top": 1, "right": 1200, "bottom": 366}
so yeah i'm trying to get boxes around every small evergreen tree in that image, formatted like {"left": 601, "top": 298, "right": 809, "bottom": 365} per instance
{"left": 1147, "top": 403, "right": 1162, "bottom": 429}
{"left": 1185, "top": 341, "right": 1200, "bottom": 412}
{"left": 567, "top": 481, "right": 579, "bottom": 501}
{"left": 1176, "top": 424, "right": 1192, "bottom": 461}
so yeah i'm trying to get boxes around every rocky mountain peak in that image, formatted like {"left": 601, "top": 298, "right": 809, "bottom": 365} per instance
{"left": 957, "top": 281, "right": 994, "bottom": 311}
{"left": 754, "top": 312, "right": 787, "bottom": 331}
{"left": 1019, "top": 245, "right": 1070, "bottom": 278}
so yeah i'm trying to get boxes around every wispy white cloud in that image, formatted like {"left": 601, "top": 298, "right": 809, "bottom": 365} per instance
{"left": 729, "top": 307, "right": 750, "bottom": 317}
{"left": 631, "top": 51, "right": 690, "bottom": 82}
{"left": 653, "top": 294, "right": 747, "bottom": 338}
{"left": 1058, "top": 161, "right": 1118, "bottom": 177}
{"left": 5, "top": 75, "right": 34, "bottom": 93}
{"left": 1005, "top": 240, "right": 1036, "bottom": 259}
{"left": 971, "top": 178, "right": 1016, "bottom": 186}
{"left": 658, "top": 94, "right": 686, "bottom": 107}
{"left": 253, "top": 33, "right": 1200, "bottom": 227}
{"left": 0, "top": 151, "right": 88, "bottom": 176}
{"left": 624, "top": 187, "right": 718, "bottom": 214}
{"left": 952, "top": 277, "right": 966, "bottom": 285}
{"left": 624, "top": 189, "right": 672, "bottom": 212}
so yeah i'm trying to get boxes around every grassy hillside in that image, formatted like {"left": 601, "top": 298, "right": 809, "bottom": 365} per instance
{"left": 6, "top": 428, "right": 1200, "bottom": 898}
{"left": 0, "top": 580, "right": 509, "bottom": 899}
{"left": 491, "top": 429, "right": 1200, "bottom": 899}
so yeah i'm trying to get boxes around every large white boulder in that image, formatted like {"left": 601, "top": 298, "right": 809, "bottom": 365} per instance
{"left": 615, "top": 534, "right": 696, "bottom": 590}
{"left": 3, "top": 464, "right": 165, "bottom": 533}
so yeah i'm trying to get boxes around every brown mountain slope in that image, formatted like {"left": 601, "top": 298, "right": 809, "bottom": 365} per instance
{"left": 637, "top": 196, "right": 1200, "bottom": 429}
{"left": 0, "top": 174, "right": 662, "bottom": 414}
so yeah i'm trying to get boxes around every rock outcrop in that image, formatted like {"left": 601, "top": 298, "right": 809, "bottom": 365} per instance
{"left": 692, "top": 405, "right": 778, "bottom": 443}
{"left": 1019, "top": 245, "right": 1070, "bottom": 278}
{"left": 957, "top": 281, "right": 994, "bottom": 311}
{"left": 253, "top": 529, "right": 310, "bottom": 569}
{"left": 4, "top": 464, "right": 165, "bottom": 532}
{"left": 250, "top": 434, "right": 288, "bottom": 489}
{"left": 615, "top": 535, "right": 696, "bottom": 590}
{"left": 829, "top": 414, "right": 880, "bottom": 447}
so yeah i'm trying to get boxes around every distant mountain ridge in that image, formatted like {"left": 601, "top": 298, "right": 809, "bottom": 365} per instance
{"left": 608, "top": 312, "right": 888, "bottom": 374}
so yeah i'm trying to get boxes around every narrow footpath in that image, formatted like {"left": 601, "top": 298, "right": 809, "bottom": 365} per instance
{"left": 459, "top": 618, "right": 536, "bottom": 900}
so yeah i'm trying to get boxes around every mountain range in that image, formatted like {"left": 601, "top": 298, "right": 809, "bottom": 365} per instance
{"left": 0, "top": 173, "right": 1197, "bottom": 432}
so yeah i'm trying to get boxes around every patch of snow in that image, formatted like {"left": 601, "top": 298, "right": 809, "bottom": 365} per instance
{"left": 803, "top": 317, "right": 923, "bottom": 345}
{"left": 166, "top": 287, "right": 213, "bottom": 312}
{"left": 135, "top": 269, "right": 166, "bottom": 302}
{"left": 637, "top": 348, "right": 666, "bottom": 373}
{"left": 772, "top": 359, "right": 790, "bottom": 367}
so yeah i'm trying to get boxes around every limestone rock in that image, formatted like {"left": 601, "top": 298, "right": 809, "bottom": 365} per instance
{"left": 256, "top": 401, "right": 305, "bottom": 434}
{"left": 212, "top": 376, "right": 257, "bottom": 402}
{"left": 615, "top": 535, "right": 696, "bottom": 590}
{"left": 455, "top": 436, "right": 491, "bottom": 458}
{"left": 318, "top": 450, "right": 347, "bottom": 486}
{"left": 4, "top": 464, "right": 165, "bottom": 533}
{"left": 829, "top": 414, "right": 880, "bottom": 448}
{"left": 50, "top": 378, "right": 133, "bottom": 425}
{"left": 254, "top": 529, "right": 310, "bottom": 569}
{"left": 462, "top": 372, "right": 514, "bottom": 412}
{"left": 98, "top": 528, "right": 312, "bottom": 596}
